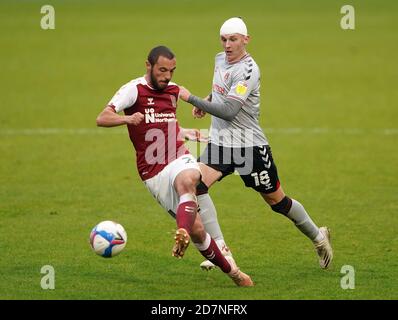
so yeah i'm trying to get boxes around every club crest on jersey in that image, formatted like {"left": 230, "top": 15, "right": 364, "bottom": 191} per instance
{"left": 169, "top": 95, "right": 177, "bottom": 108}
{"left": 147, "top": 97, "right": 155, "bottom": 105}
{"left": 235, "top": 81, "right": 248, "bottom": 96}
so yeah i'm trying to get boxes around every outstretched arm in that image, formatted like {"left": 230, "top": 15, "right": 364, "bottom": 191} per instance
{"left": 180, "top": 87, "right": 243, "bottom": 121}
{"left": 96, "top": 105, "right": 144, "bottom": 127}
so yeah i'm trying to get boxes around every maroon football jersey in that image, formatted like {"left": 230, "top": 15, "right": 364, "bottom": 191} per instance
{"left": 108, "top": 77, "right": 189, "bottom": 180}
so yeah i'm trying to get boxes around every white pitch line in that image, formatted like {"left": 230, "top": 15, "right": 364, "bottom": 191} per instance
{"left": 0, "top": 128, "right": 397, "bottom": 136}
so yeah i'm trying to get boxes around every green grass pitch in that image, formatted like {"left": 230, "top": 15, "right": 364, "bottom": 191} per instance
{"left": 0, "top": 0, "right": 397, "bottom": 299}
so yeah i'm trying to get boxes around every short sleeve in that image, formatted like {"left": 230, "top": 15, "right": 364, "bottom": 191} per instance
{"left": 108, "top": 81, "right": 138, "bottom": 113}
{"left": 227, "top": 64, "right": 259, "bottom": 104}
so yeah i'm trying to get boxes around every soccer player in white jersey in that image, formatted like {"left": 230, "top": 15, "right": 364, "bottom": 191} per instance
{"left": 96, "top": 45, "right": 253, "bottom": 286}
{"left": 179, "top": 18, "right": 333, "bottom": 270}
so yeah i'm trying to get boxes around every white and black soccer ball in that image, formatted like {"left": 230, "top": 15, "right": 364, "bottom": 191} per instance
{"left": 90, "top": 221, "right": 127, "bottom": 258}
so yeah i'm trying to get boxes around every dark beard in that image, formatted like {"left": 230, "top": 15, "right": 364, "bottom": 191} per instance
{"left": 150, "top": 70, "right": 168, "bottom": 91}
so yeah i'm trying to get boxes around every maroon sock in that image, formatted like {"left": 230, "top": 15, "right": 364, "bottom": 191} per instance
{"left": 176, "top": 201, "right": 197, "bottom": 234}
{"left": 200, "top": 237, "right": 232, "bottom": 273}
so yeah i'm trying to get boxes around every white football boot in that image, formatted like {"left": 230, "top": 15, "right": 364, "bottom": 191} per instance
{"left": 314, "top": 227, "right": 333, "bottom": 269}
{"left": 200, "top": 242, "right": 233, "bottom": 270}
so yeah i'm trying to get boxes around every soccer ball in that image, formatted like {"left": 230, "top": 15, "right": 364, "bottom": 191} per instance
{"left": 90, "top": 220, "right": 127, "bottom": 258}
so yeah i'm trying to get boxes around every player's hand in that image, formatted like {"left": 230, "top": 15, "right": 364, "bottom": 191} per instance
{"left": 180, "top": 128, "right": 208, "bottom": 143}
{"left": 192, "top": 107, "right": 206, "bottom": 119}
{"left": 179, "top": 86, "right": 191, "bottom": 102}
{"left": 125, "top": 112, "right": 144, "bottom": 126}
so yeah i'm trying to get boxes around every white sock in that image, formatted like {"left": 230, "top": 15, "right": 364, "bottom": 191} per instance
{"left": 215, "top": 239, "right": 227, "bottom": 250}
{"left": 287, "top": 199, "right": 320, "bottom": 241}
{"left": 193, "top": 232, "right": 211, "bottom": 251}
{"left": 197, "top": 193, "right": 225, "bottom": 242}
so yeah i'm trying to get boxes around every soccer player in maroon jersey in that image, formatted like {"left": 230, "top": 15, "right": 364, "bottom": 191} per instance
{"left": 96, "top": 46, "right": 253, "bottom": 286}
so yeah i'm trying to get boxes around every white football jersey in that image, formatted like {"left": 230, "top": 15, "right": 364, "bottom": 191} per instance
{"left": 209, "top": 52, "right": 268, "bottom": 147}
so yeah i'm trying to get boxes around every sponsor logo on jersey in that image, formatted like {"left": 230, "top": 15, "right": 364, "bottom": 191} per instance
{"left": 144, "top": 108, "right": 175, "bottom": 124}
{"left": 213, "top": 83, "right": 226, "bottom": 95}
{"left": 235, "top": 81, "right": 248, "bottom": 96}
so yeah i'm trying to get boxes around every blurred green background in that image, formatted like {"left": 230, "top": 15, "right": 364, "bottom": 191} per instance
{"left": 0, "top": 0, "right": 397, "bottom": 299}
